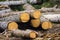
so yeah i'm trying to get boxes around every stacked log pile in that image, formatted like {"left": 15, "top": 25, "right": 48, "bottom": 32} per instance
{"left": 0, "top": 3, "right": 60, "bottom": 40}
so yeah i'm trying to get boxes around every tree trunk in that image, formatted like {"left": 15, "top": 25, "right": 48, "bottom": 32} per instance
{"left": 0, "top": 21, "right": 18, "bottom": 30}
{"left": 12, "top": 29, "right": 37, "bottom": 38}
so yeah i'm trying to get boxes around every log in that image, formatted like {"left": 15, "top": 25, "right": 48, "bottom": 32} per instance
{"left": 0, "top": 0, "right": 42, "bottom": 5}
{"left": 41, "top": 21, "right": 53, "bottom": 30}
{"left": 40, "top": 13, "right": 60, "bottom": 22}
{"left": 0, "top": 1, "right": 26, "bottom": 5}
{"left": 20, "top": 12, "right": 30, "bottom": 22}
{"left": 32, "top": 10, "right": 41, "bottom": 19}
{"left": 31, "top": 19, "right": 40, "bottom": 28}
{"left": 0, "top": 12, "right": 30, "bottom": 23}
{"left": 40, "top": 8, "right": 60, "bottom": 12}
{"left": 0, "top": 21, "right": 18, "bottom": 30}
{"left": 12, "top": 29, "right": 37, "bottom": 38}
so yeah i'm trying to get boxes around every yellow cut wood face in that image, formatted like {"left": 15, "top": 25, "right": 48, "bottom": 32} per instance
{"left": 42, "top": 22, "right": 52, "bottom": 30}
{"left": 31, "top": 19, "right": 40, "bottom": 28}
{"left": 30, "top": 31, "right": 36, "bottom": 39}
{"left": 33, "top": 10, "right": 41, "bottom": 19}
{"left": 20, "top": 12, "right": 30, "bottom": 23}
{"left": 8, "top": 22, "right": 18, "bottom": 30}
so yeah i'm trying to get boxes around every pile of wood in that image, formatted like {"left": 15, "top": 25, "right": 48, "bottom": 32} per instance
{"left": 0, "top": 3, "right": 60, "bottom": 39}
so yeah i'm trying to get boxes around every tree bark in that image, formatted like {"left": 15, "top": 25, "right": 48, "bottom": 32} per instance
{"left": 12, "top": 29, "right": 37, "bottom": 38}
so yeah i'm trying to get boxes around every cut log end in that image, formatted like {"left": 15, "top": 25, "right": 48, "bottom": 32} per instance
{"left": 33, "top": 10, "right": 41, "bottom": 19}
{"left": 29, "top": 31, "right": 36, "bottom": 39}
{"left": 42, "top": 21, "right": 53, "bottom": 30}
{"left": 8, "top": 22, "right": 18, "bottom": 30}
{"left": 20, "top": 12, "right": 30, "bottom": 23}
{"left": 31, "top": 19, "right": 40, "bottom": 28}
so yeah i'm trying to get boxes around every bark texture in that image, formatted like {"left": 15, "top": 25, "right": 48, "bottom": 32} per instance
{"left": 40, "top": 13, "right": 60, "bottom": 22}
